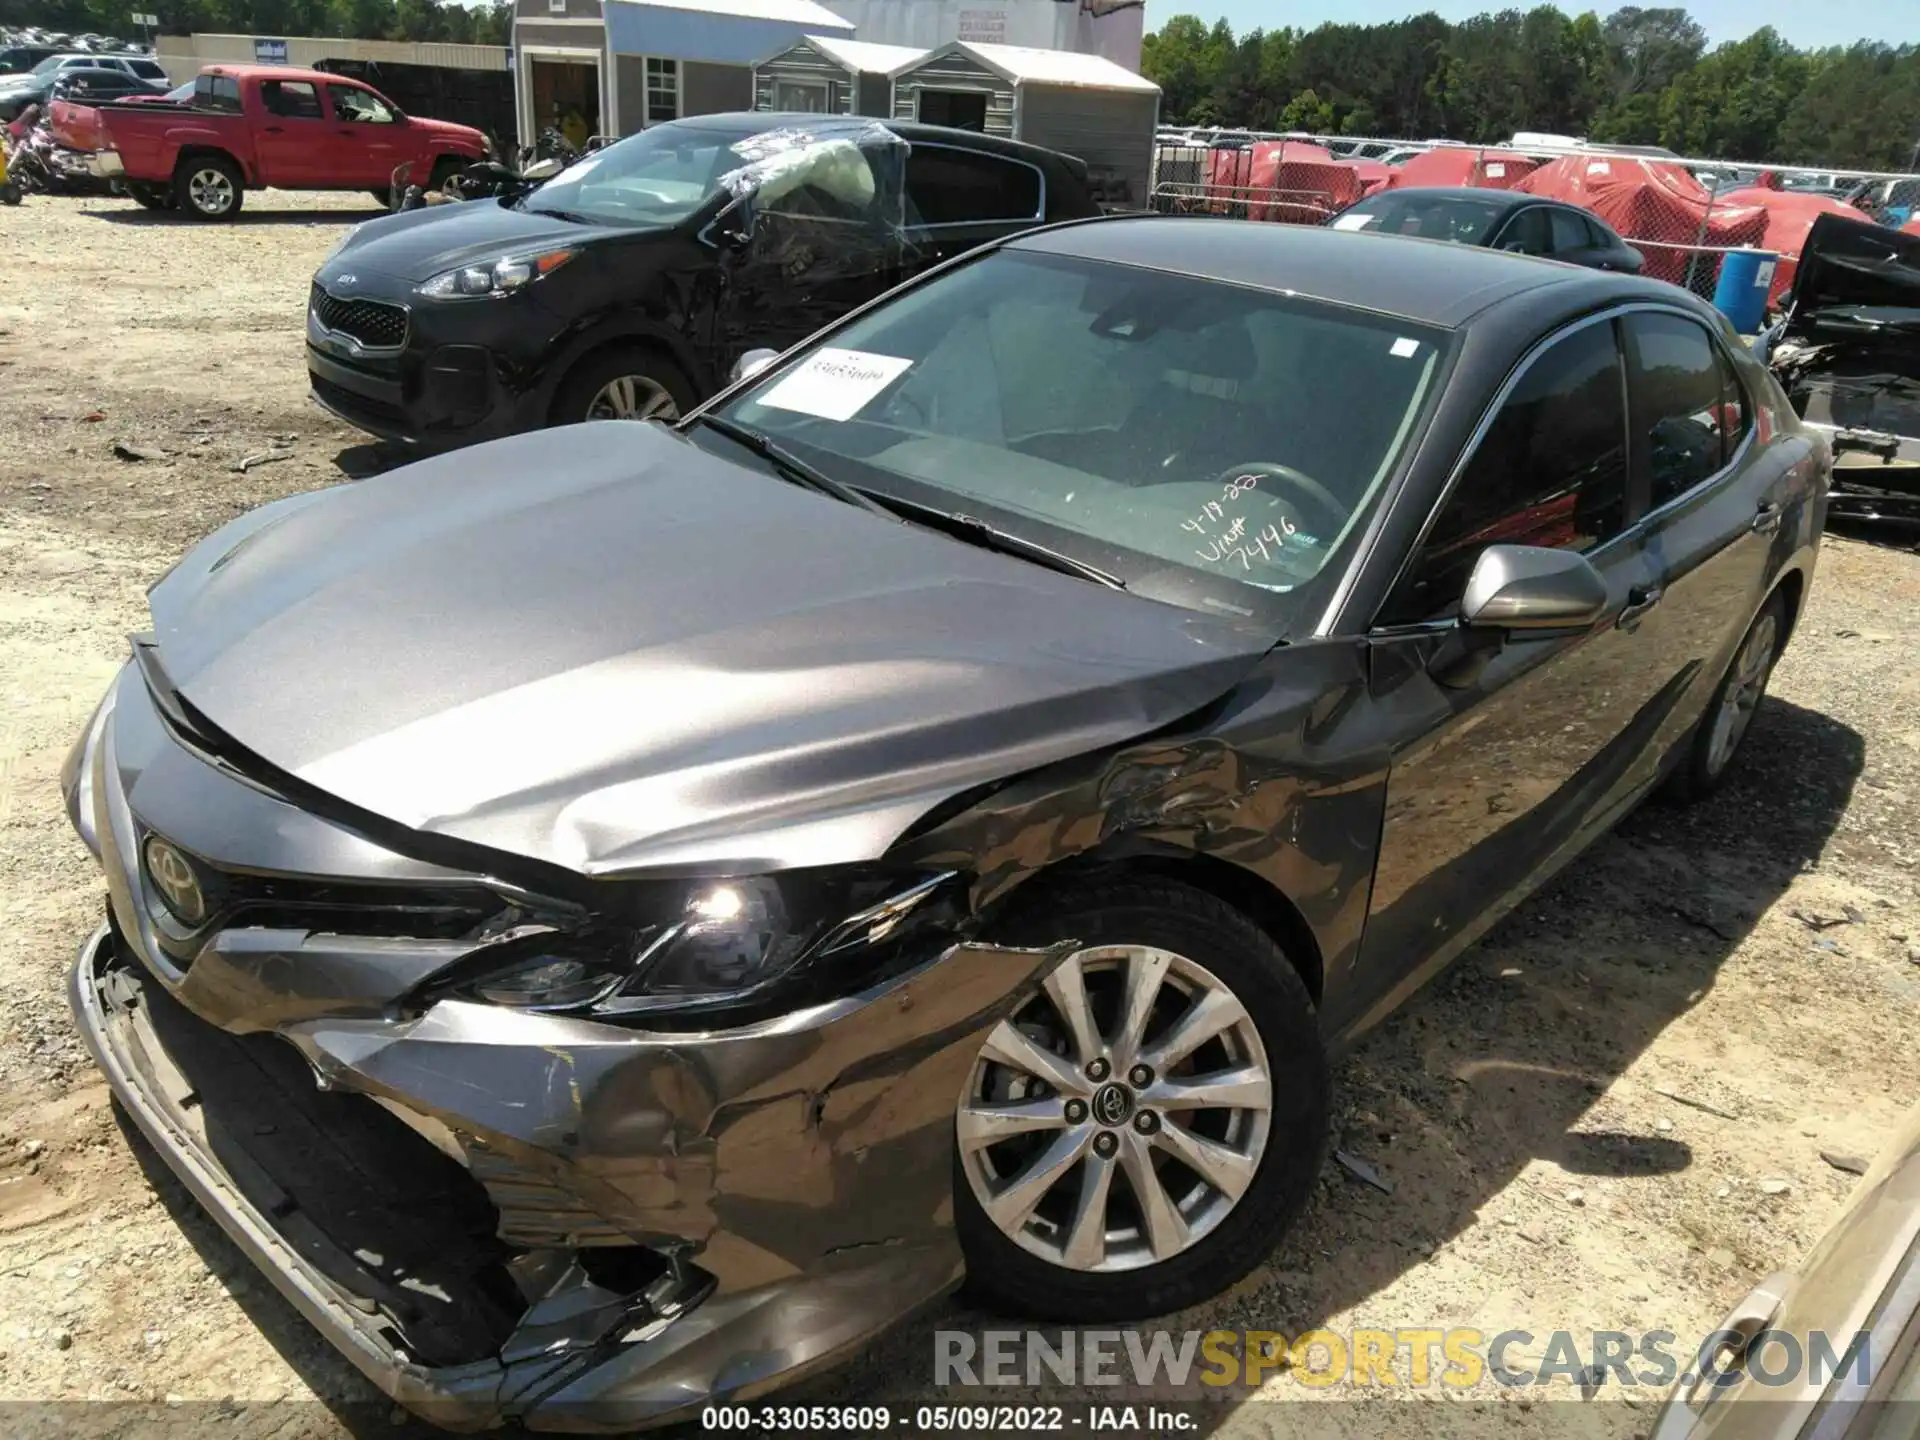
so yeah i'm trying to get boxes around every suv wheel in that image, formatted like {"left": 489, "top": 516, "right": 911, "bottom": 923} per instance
{"left": 554, "top": 347, "right": 694, "bottom": 426}
{"left": 954, "top": 876, "right": 1329, "bottom": 1320}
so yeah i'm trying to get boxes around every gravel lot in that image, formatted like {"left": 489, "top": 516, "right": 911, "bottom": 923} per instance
{"left": 1, "top": 190, "right": 1917, "bottom": 1437}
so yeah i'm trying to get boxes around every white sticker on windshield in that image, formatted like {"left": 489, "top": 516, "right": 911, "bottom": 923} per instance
{"left": 1390, "top": 336, "right": 1420, "bottom": 358}
{"left": 756, "top": 347, "right": 913, "bottom": 423}
{"left": 1332, "top": 212, "right": 1376, "bottom": 231}
{"left": 1485, "top": 162, "right": 1506, "bottom": 177}
{"left": 1588, "top": 160, "right": 1611, "bottom": 175}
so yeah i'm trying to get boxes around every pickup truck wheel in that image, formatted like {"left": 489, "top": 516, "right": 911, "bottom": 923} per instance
{"left": 174, "top": 157, "right": 243, "bottom": 221}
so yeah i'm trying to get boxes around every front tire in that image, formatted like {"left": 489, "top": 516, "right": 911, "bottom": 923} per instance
{"left": 552, "top": 346, "right": 695, "bottom": 426}
{"left": 1668, "top": 590, "right": 1788, "bottom": 801}
{"left": 954, "top": 875, "right": 1329, "bottom": 1321}
{"left": 173, "top": 156, "right": 243, "bottom": 221}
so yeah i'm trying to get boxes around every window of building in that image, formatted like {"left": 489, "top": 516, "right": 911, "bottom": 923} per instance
{"left": 645, "top": 57, "right": 678, "bottom": 124}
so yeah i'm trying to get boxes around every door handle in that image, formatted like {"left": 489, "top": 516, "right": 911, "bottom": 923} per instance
{"left": 262, "top": 125, "right": 284, "bottom": 134}
{"left": 1618, "top": 584, "right": 1664, "bottom": 629}
{"left": 1752, "top": 501, "right": 1783, "bottom": 535}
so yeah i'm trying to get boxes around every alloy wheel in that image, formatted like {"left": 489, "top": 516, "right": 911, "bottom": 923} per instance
{"left": 585, "top": 375, "right": 678, "bottom": 422}
{"left": 957, "top": 944, "right": 1273, "bottom": 1274}
{"left": 189, "top": 167, "right": 234, "bottom": 216}
{"left": 1706, "top": 611, "right": 1778, "bottom": 776}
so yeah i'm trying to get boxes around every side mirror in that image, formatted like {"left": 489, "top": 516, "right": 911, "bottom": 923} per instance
{"left": 1461, "top": 544, "right": 1609, "bottom": 631}
{"left": 730, "top": 348, "right": 780, "bottom": 385}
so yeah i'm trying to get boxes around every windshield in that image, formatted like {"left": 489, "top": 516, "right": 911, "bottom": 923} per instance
{"left": 31, "top": 55, "right": 80, "bottom": 77}
{"left": 521, "top": 122, "right": 739, "bottom": 227}
{"left": 714, "top": 249, "right": 1446, "bottom": 627}
{"left": 1335, "top": 192, "right": 1506, "bottom": 244}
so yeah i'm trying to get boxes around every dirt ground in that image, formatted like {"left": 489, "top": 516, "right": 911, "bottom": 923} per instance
{"left": 1, "top": 190, "right": 1917, "bottom": 1438}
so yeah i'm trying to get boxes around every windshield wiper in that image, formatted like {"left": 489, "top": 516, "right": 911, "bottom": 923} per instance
{"left": 867, "top": 493, "right": 1127, "bottom": 591}
{"left": 694, "top": 414, "right": 900, "bottom": 521}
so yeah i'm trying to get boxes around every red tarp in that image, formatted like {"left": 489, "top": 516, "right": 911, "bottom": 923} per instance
{"left": 1207, "top": 141, "right": 1350, "bottom": 219}
{"left": 1719, "top": 187, "right": 1877, "bottom": 304}
{"left": 1388, "top": 146, "right": 1538, "bottom": 192}
{"left": 1345, "top": 158, "right": 1393, "bottom": 197}
{"left": 1516, "top": 155, "right": 1769, "bottom": 287}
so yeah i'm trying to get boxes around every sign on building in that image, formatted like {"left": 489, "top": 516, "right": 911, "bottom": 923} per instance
{"left": 957, "top": 9, "right": 1008, "bottom": 43}
{"left": 254, "top": 38, "right": 289, "bottom": 64}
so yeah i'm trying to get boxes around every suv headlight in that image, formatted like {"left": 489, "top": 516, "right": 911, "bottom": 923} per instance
{"left": 418, "top": 247, "right": 575, "bottom": 299}
{"left": 446, "top": 870, "right": 962, "bottom": 1022}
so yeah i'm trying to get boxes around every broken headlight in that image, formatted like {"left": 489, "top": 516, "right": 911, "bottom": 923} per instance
{"left": 453, "top": 870, "right": 962, "bottom": 1021}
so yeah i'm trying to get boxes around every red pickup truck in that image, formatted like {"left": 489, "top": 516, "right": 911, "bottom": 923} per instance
{"left": 87, "top": 64, "right": 487, "bottom": 219}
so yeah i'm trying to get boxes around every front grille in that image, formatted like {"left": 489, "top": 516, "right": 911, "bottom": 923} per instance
{"left": 310, "top": 282, "right": 408, "bottom": 351}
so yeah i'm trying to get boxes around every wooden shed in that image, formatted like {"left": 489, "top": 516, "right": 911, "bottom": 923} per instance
{"left": 887, "top": 40, "right": 1160, "bottom": 209}
{"left": 753, "top": 35, "right": 926, "bottom": 118}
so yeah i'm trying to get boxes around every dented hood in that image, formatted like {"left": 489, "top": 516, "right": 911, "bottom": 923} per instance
{"left": 147, "top": 423, "right": 1272, "bottom": 876}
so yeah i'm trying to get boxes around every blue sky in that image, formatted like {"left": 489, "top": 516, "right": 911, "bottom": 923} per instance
{"left": 1187, "top": 1, "right": 1913, "bottom": 51}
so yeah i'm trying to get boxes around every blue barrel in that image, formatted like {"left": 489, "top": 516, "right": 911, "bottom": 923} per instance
{"left": 1712, "top": 248, "right": 1779, "bottom": 334}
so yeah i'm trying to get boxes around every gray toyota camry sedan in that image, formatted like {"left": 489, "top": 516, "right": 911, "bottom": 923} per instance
{"left": 63, "top": 216, "right": 1829, "bottom": 1428}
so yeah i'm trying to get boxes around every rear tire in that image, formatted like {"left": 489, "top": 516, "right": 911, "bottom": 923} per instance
{"left": 126, "top": 181, "right": 172, "bottom": 211}
{"left": 1667, "top": 590, "right": 1788, "bottom": 802}
{"left": 552, "top": 346, "right": 696, "bottom": 426}
{"left": 173, "top": 155, "right": 243, "bottom": 221}
{"left": 953, "top": 875, "right": 1329, "bottom": 1322}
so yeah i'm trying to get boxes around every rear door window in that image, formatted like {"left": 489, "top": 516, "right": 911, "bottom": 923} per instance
{"left": 260, "top": 80, "right": 323, "bottom": 119}
{"left": 1496, "top": 206, "right": 1554, "bottom": 256}
{"left": 129, "top": 59, "right": 166, "bottom": 80}
{"left": 904, "top": 146, "right": 1042, "bottom": 225}
{"left": 1624, "top": 311, "right": 1739, "bottom": 509}
{"left": 1549, "top": 208, "right": 1592, "bottom": 255}
{"left": 199, "top": 73, "right": 242, "bottom": 112}
{"left": 1380, "top": 319, "right": 1629, "bottom": 625}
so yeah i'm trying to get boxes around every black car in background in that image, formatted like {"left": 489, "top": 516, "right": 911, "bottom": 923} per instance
{"left": 48, "top": 68, "right": 167, "bottom": 103}
{"left": 307, "top": 112, "right": 1100, "bottom": 449}
{"left": 1331, "top": 185, "right": 1645, "bottom": 272}
{"left": 0, "top": 43, "right": 62, "bottom": 74}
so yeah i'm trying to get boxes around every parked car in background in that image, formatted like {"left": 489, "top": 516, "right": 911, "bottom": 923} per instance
{"left": 69, "top": 216, "right": 1825, "bottom": 1430}
{"left": 1329, "top": 186, "right": 1644, "bottom": 271}
{"left": 1761, "top": 211, "right": 1919, "bottom": 540}
{"left": 48, "top": 68, "right": 166, "bottom": 105}
{"left": 0, "top": 52, "right": 164, "bottom": 119}
{"left": 1651, "top": 1101, "right": 1920, "bottom": 1440}
{"left": 0, "top": 42, "right": 62, "bottom": 74}
{"left": 1378, "top": 146, "right": 1424, "bottom": 166}
{"left": 85, "top": 65, "right": 487, "bottom": 218}
{"left": 307, "top": 112, "right": 1099, "bottom": 449}
{"left": 1847, "top": 176, "right": 1920, "bottom": 229}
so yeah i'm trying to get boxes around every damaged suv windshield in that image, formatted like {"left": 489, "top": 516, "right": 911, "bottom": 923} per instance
{"left": 715, "top": 249, "right": 1447, "bottom": 624}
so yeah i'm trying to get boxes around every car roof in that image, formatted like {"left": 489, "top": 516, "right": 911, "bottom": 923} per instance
{"left": 1362, "top": 185, "right": 1539, "bottom": 213}
{"left": 669, "top": 110, "right": 1078, "bottom": 169}
{"left": 1006, "top": 214, "right": 1661, "bottom": 329}
{"left": 202, "top": 64, "right": 348, "bottom": 86}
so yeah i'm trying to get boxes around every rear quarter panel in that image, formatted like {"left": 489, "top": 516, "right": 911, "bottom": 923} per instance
{"left": 101, "top": 107, "right": 252, "bottom": 183}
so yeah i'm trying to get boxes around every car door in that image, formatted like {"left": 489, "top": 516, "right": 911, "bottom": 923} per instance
{"left": 324, "top": 81, "right": 403, "bottom": 187}
{"left": 1336, "top": 314, "right": 1676, "bottom": 1036}
{"left": 709, "top": 134, "right": 911, "bottom": 381}
{"left": 252, "top": 78, "right": 330, "bottom": 189}
{"left": 901, "top": 142, "right": 1048, "bottom": 270}
{"left": 1612, "top": 307, "right": 1798, "bottom": 781}
{"left": 1489, "top": 204, "right": 1554, "bottom": 257}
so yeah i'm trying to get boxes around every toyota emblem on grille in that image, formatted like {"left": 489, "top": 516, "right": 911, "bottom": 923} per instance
{"left": 143, "top": 836, "right": 208, "bottom": 925}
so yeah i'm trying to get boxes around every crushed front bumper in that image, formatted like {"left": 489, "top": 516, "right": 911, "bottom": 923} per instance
{"left": 73, "top": 921, "right": 1061, "bottom": 1429}
{"left": 66, "top": 659, "right": 1067, "bottom": 1429}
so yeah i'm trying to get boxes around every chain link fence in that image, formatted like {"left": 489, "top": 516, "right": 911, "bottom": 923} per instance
{"left": 1149, "top": 132, "right": 1920, "bottom": 312}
